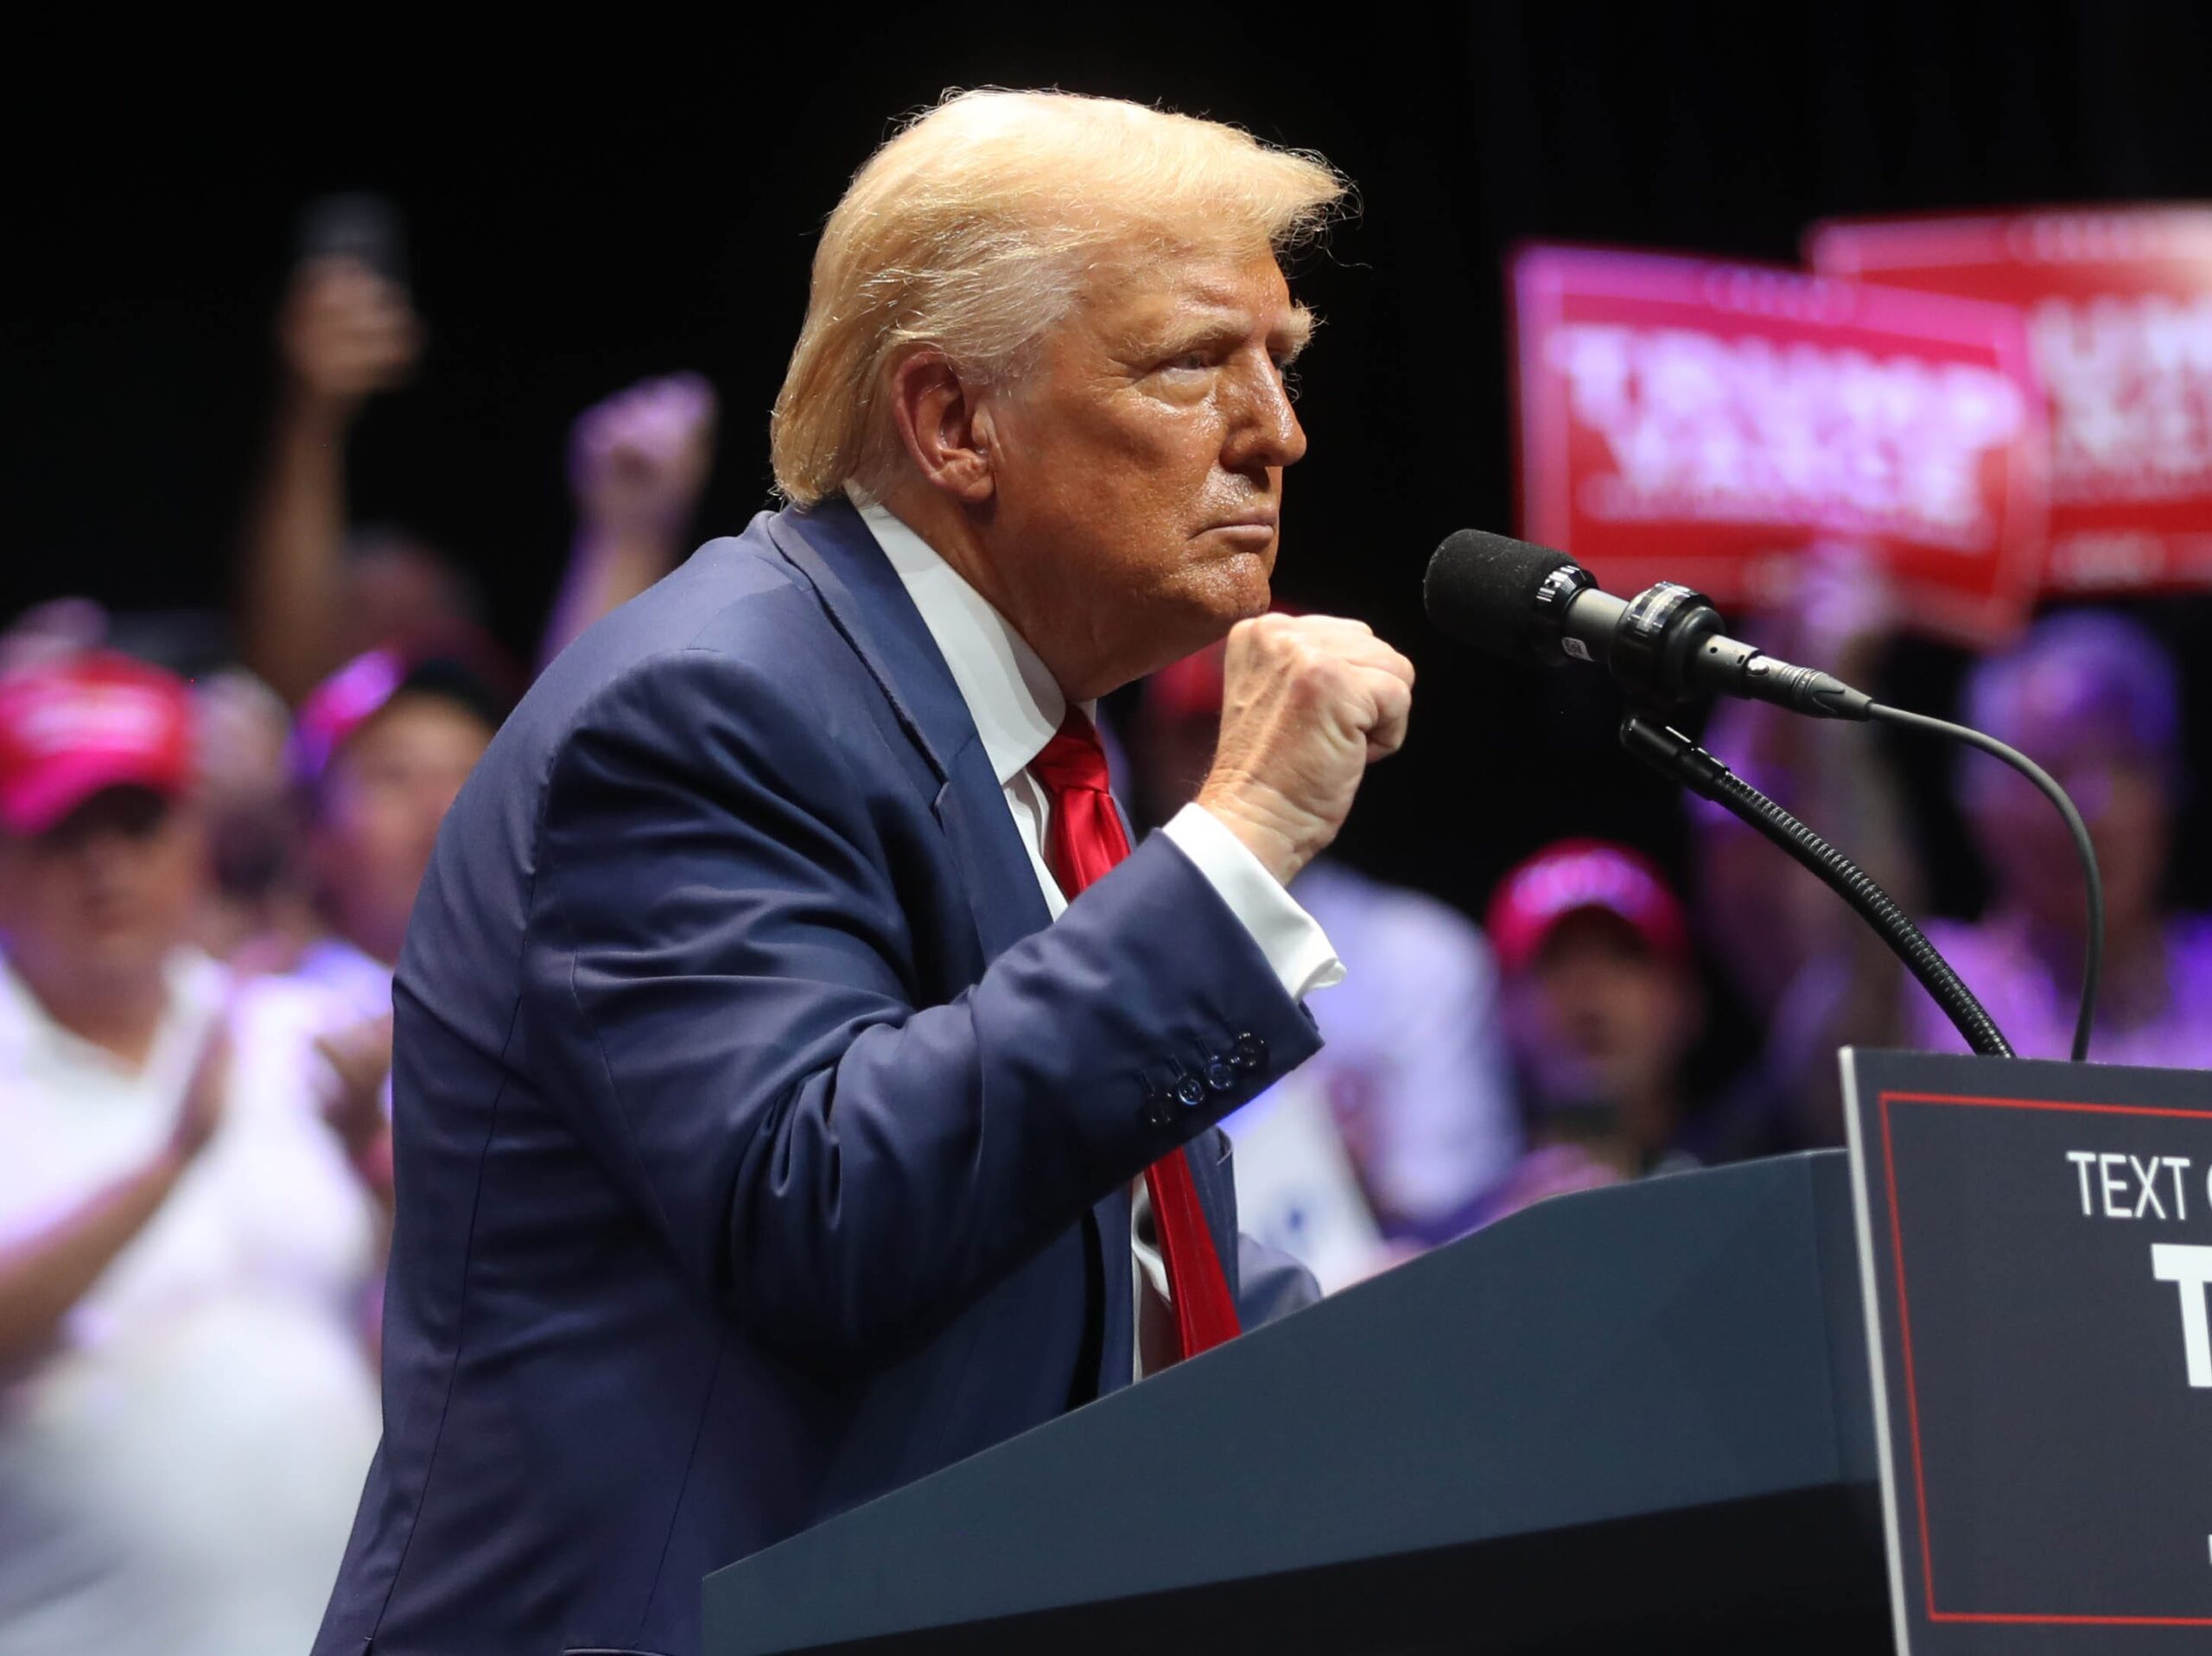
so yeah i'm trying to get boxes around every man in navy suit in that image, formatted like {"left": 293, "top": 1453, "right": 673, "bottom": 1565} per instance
{"left": 315, "top": 89, "right": 1414, "bottom": 1656}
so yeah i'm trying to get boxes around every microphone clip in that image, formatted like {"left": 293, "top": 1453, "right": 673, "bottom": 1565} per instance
{"left": 1602, "top": 580, "right": 1874, "bottom": 723}
{"left": 1609, "top": 582, "right": 1722, "bottom": 710}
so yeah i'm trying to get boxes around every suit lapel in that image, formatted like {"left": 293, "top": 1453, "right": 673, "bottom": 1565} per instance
{"left": 770, "top": 500, "right": 1142, "bottom": 1398}
{"left": 765, "top": 500, "right": 1051, "bottom": 965}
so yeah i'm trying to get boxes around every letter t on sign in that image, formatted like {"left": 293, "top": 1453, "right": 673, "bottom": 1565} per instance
{"left": 2152, "top": 1244, "right": 2212, "bottom": 1388}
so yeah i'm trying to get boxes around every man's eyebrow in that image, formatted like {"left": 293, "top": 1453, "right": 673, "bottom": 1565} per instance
{"left": 1143, "top": 303, "right": 1319, "bottom": 360}
{"left": 1273, "top": 306, "right": 1317, "bottom": 362}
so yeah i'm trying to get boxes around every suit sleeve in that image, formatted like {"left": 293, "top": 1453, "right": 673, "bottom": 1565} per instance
{"left": 526, "top": 650, "right": 1321, "bottom": 1367}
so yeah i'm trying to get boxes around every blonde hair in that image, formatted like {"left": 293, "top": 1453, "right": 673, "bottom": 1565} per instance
{"left": 770, "top": 90, "right": 1348, "bottom": 506}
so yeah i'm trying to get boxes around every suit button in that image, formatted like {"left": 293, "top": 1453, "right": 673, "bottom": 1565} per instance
{"left": 1231, "top": 1032, "right": 1267, "bottom": 1071}
{"left": 1205, "top": 1059, "right": 1236, "bottom": 1092}
{"left": 1174, "top": 1073, "right": 1209, "bottom": 1110}
{"left": 1140, "top": 1092, "right": 1178, "bottom": 1129}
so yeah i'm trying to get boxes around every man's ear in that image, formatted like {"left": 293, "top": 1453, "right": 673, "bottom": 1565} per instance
{"left": 887, "top": 349, "right": 995, "bottom": 506}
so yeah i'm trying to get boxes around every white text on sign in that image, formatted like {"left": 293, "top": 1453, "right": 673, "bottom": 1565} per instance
{"left": 2064, "top": 1153, "right": 2212, "bottom": 1387}
{"left": 2065, "top": 1151, "right": 2193, "bottom": 1220}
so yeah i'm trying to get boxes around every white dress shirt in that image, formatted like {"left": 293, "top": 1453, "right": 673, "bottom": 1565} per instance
{"left": 855, "top": 498, "right": 1343, "bottom": 1376}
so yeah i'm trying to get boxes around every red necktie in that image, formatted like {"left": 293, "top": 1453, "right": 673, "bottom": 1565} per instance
{"left": 1028, "top": 709, "right": 1243, "bottom": 1361}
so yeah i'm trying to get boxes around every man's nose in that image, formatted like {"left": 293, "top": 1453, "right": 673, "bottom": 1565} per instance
{"left": 1221, "top": 359, "right": 1306, "bottom": 474}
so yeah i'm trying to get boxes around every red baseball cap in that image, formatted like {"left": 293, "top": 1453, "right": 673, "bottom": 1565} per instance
{"left": 1486, "top": 838, "right": 1689, "bottom": 975}
{"left": 0, "top": 651, "right": 194, "bottom": 838}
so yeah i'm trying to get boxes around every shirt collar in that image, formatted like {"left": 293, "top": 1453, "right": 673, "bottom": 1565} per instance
{"left": 853, "top": 495, "right": 1071, "bottom": 787}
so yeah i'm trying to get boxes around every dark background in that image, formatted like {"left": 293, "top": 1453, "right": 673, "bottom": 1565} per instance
{"left": 11, "top": 3, "right": 2212, "bottom": 973}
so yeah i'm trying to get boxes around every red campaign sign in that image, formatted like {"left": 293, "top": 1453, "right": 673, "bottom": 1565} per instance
{"left": 1808, "top": 207, "right": 2212, "bottom": 595}
{"left": 1512, "top": 245, "right": 2048, "bottom": 642}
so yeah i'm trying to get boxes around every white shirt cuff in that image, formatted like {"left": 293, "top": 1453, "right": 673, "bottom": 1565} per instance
{"left": 1160, "top": 803, "right": 1345, "bottom": 1001}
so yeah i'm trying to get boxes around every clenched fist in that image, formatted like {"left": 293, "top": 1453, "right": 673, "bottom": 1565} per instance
{"left": 569, "top": 372, "right": 719, "bottom": 542}
{"left": 1195, "top": 614, "right": 1414, "bottom": 887}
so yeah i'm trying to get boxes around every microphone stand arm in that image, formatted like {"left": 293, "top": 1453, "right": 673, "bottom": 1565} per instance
{"left": 1619, "top": 713, "right": 2015, "bottom": 1060}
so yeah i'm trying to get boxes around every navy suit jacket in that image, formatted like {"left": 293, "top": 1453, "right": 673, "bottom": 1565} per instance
{"left": 313, "top": 500, "right": 1324, "bottom": 1656}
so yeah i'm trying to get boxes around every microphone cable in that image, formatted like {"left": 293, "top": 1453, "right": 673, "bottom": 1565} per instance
{"left": 1621, "top": 716, "right": 2015, "bottom": 1060}
{"left": 1866, "top": 704, "right": 2105, "bottom": 1063}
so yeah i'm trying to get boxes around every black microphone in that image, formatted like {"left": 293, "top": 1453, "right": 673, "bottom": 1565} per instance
{"left": 1422, "top": 529, "right": 1872, "bottom": 721}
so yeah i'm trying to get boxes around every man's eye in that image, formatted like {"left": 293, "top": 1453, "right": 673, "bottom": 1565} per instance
{"left": 1162, "top": 353, "right": 1211, "bottom": 373}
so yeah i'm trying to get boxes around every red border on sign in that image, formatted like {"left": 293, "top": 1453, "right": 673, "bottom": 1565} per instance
{"left": 1878, "top": 1089, "right": 2212, "bottom": 1627}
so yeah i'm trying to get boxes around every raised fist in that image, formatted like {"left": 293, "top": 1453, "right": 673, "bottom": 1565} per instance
{"left": 568, "top": 373, "right": 719, "bottom": 542}
{"left": 1195, "top": 613, "right": 1414, "bottom": 886}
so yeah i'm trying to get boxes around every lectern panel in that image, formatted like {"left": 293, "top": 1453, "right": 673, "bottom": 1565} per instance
{"left": 706, "top": 1153, "right": 1885, "bottom": 1654}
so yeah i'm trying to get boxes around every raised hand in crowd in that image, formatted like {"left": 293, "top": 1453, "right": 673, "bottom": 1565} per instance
{"left": 166, "top": 1015, "right": 233, "bottom": 1161}
{"left": 239, "top": 257, "right": 426, "bottom": 704}
{"left": 0, "top": 1018, "right": 228, "bottom": 1369}
{"left": 282, "top": 258, "right": 423, "bottom": 417}
{"left": 539, "top": 372, "right": 720, "bottom": 666}
{"left": 315, "top": 1011, "right": 397, "bottom": 1206}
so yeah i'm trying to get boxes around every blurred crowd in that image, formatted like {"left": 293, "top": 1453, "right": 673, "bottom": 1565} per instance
{"left": 4, "top": 223, "right": 2209, "bottom": 1654}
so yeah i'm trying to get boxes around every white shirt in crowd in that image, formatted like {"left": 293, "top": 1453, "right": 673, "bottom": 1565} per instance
{"left": 859, "top": 499, "right": 1344, "bottom": 1377}
{"left": 0, "top": 949, "right": 383, "bottom": 1656}
{"left": 1286, "top": 858, "right": 1518, "bottom": 1229}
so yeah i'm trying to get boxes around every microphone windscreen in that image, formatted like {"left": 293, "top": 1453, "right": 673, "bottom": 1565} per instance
{"left": 1423, "top": 530, "right": 1578, "bottom": 661}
